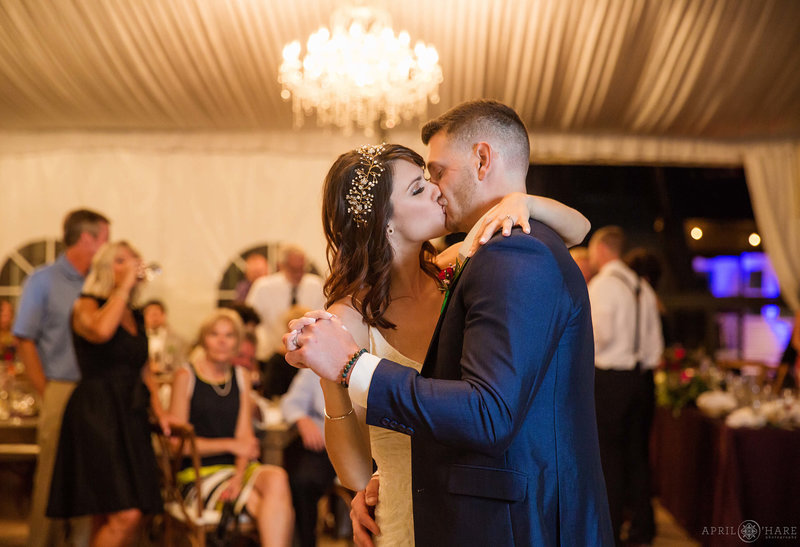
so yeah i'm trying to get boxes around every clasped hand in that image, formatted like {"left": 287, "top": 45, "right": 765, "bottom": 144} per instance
{"left": 282, "top": 311, "right": 360, "bottom": 383}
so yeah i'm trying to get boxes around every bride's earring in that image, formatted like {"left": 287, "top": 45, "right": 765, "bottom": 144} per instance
{"left": 387, "top": 225, "right": 394, "bottom": 235}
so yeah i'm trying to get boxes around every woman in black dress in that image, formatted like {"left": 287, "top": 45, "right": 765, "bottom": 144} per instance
{"left": 47, "top": 241, "right": 164, "bottom": 546}
{"left": 169, "top": 308, "right": 294, "bottom": 546}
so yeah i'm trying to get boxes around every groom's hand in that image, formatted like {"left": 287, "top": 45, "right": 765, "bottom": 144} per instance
{"left": 284, "top": 310, "right": 361, "bottom": 382}
{"left": 351, "top": 474, "right": 381, "bottom": 547}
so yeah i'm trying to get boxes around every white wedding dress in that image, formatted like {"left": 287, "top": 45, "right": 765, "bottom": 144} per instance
{"left": 363, "top": 326, "right": 422, "bottom": 546}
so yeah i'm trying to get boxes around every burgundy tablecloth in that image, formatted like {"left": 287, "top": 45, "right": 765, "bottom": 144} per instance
{"left": 651, "top": 407, "right": 800, "bottom": 546}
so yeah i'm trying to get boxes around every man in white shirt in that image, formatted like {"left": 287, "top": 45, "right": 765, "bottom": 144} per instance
{"left": 588, "top": 226, "right": 664, "bottom": 546}
{"left": 280, "top": 369, "right": 339, "bottom": 547}
{"left": 246, "top": 245, "right": 325, "bottom": 361}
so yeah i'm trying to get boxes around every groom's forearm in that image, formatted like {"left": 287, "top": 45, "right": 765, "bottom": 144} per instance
{"left": 365, "top": 236, "right": 564, "bottom": 457}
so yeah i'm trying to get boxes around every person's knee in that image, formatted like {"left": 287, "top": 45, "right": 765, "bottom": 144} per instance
{"left": 259, "top": 465, "right": 290, "bottom": 491}
{"left": 108, "top": 508, "right": 142, "bottom": 533}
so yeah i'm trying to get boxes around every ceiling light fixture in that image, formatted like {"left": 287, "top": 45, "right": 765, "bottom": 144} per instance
{"left": 279, "top": 5, "right": 443, "bottom": 136}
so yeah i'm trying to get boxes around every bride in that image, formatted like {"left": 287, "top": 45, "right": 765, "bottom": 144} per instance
{"left": 303, "top": 143, "right": 588, "bottom": 546}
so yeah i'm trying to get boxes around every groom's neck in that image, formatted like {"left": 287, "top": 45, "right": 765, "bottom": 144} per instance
{"left": 463, "top": 181, "right": 527, "bottom": 231}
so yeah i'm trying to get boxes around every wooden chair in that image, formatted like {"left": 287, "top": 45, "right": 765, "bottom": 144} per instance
{"left": 152, "top": 422, "right": 215, "bottom": 547}
{"left": 151, "top": 422, "right": 257, "bottom": 547}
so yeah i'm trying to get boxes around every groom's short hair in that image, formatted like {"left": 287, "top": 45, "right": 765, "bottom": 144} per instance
{"left": 421, "top": 99, "right": 530, "bottom": 175}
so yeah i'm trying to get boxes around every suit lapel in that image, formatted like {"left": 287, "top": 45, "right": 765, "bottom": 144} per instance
{"left": 421, "top": 257, "right": 471, "bottom": 377}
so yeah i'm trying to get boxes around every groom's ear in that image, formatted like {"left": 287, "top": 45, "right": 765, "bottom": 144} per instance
{"left": 473, "top": 141, "right": 492, "bottom": 181}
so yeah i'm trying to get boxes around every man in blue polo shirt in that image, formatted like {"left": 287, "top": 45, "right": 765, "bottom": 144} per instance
{"left": 14, "top": 209, "right": 110, "bottom": 547}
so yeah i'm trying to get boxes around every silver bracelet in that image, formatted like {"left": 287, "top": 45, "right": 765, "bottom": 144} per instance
{"left": 323, "top": 407, "right": 355, "bottom": 421}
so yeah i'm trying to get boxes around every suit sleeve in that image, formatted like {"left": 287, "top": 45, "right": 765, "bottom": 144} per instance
{"left": 365, "top": 235, "right": 569, "bottom": 457}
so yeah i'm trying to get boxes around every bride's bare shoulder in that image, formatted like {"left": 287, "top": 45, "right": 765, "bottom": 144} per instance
{"left": 327, "top": 297, "right": 370, "bottom": 348}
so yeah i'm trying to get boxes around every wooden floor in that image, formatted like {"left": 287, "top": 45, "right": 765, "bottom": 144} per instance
{"left": 0, "top": 500, "right": 698, "bottom": 547}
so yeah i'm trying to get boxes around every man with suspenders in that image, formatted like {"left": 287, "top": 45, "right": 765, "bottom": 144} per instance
{"left": 588, "top": 226, "right": 664, "bottom": 546}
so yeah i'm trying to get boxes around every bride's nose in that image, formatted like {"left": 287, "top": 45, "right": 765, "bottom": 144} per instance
{"left": 431, "top": 185, "right": 442, "bottom": 202}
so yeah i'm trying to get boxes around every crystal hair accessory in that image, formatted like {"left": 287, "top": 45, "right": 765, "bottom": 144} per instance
{"left": 347, "top": 143, "right": 386, "bottom": 226}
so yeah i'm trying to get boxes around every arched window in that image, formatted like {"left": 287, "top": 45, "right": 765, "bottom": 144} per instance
{"left": 0, "top": 239, "right": 64, "bottom": 306}
{"left": 217, "top": 243, "right": 278, "bottom": 306}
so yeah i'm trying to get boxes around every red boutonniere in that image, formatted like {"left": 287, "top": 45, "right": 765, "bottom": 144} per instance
{"left": 438, "top": 259, "right": 467, "bottom": 313}
{"left": 437, "top": 266, "right": 456, "bottom": 292}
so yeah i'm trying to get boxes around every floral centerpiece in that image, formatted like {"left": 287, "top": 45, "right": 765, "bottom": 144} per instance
{"left": 655, "top": 345, "right": 711, "bottom": 416}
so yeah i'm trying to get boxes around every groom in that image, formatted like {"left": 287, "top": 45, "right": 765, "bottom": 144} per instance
{"left": 286, "top": 99, "right": 612, "bottom": 545}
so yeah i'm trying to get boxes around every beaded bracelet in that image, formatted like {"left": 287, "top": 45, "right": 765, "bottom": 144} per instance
{"left": 341, "top": 348, "right": 367, "bottom": 387}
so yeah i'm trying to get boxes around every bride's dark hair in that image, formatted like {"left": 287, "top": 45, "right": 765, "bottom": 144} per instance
{"left": 323, "top": 144, "right": 440, "bottom": 329}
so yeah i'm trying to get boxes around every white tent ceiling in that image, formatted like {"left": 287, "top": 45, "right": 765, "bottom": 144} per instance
{"left": 1, "top": 0, "right": 799, "bottom": 138}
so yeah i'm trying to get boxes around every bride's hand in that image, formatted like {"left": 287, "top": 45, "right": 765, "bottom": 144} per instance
{"left": 468, "top": 193, "right": 590, "bottom": 256}
{"left": 468, "top": 192, "right": 532, "bottom": 256}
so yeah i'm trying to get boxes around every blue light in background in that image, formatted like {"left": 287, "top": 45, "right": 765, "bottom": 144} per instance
{"left": 692, "top": 255, "right": 740, "bottom": 297}
{"left": 692, "top": 252, "right": 781, "bottom": 298}
{"left": 741, "top": 252, "right": 780, "bottom": 298}
{"left": 761, "top": 304, "right": 780, "bottom": 320}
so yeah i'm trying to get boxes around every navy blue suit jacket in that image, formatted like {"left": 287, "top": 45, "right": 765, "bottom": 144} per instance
{"left": 366, "top": 220, "right": 613, "bottom": 546}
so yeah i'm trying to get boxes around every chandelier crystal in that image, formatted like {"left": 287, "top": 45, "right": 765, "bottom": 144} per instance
{"left": 279, "top": 5, "right": 443, "bottom": 135}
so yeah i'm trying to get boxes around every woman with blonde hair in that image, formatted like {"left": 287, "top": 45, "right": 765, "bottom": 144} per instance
{"left": 47, "top": 241, "right": 163, "bottom": 547}
{"left": 169, "top": 308, "right": 294, "bottom": 547}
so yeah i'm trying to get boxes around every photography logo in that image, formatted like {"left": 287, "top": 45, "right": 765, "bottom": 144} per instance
{"left": 738, "top": 520, "right": 761, "bottom": 543}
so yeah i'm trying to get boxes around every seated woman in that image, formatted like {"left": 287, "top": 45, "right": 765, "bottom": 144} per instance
{"left": 169, "top": 308, "right": 293, "bottom": 547}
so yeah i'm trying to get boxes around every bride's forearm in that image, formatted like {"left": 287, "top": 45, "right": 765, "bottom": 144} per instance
{"left": 321, "top": 379, "right": 373, "bottom": 491}
{"left": 526, "top": 195, "right": 590, "bottom": 247}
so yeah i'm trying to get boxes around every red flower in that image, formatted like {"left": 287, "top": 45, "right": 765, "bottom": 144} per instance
{"left": 437, "top": 266, "right": 456, "bottom": 292}
{"left": 438, "top": 267, "right": 454, "bottom": 282}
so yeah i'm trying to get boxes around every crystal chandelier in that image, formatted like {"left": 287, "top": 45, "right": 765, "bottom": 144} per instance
{"left": 279, "top": 5, "right": 443, "bottom": 135}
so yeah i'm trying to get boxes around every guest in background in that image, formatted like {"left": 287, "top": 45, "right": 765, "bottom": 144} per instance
{"left": 246, "top": 245, "right": 325, "bottom": 362}
{"left": 260, "top": 305, "right": 308, "bottom": 398}
{"left": 625, "top": 247, "right": 670, "bottom": 344}
{"left": 624, "top": 248, "right": 662, "bottom": 290}
{"left": 224, "top": 302, "right": 263, "bottom": 390}
{"left": 776, "top": 307, "right": 800, "bottom": 389}
{"left": 280, "top": 368, "right": 341, "bottom": 547}
{"left": 235, "top": 252, "right": 270, "bottom": 303}
{"left": 169, "top": 309, "right": 293, "bottom": 547}
{"left": 47, "top": 241, "right": 163, "bottom": 547}
{"left": 570, "top": 245, "right": 594, "bottom": 284}
{"left": 224, "top": 301, "right": 262, "bottom": 334}
{"left": 0, "top": 299, "right": 16, "bottom": 360}
{"left": 13, "top": 208, "right": 109, "bottom": 547}
{"left": 143, "top": 299, "right": 188, "bottom": 377}
{"left": 588, "top": 226, "right": 664, "bottom": 546}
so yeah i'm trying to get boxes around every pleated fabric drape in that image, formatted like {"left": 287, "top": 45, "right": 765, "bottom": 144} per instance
{"left": 743, "top": 144, "right": 800, "bottom": 312}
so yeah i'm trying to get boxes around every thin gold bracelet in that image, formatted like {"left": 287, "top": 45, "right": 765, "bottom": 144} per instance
{"left": 323, "top": 407, "right": 355, "bottom": 421}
